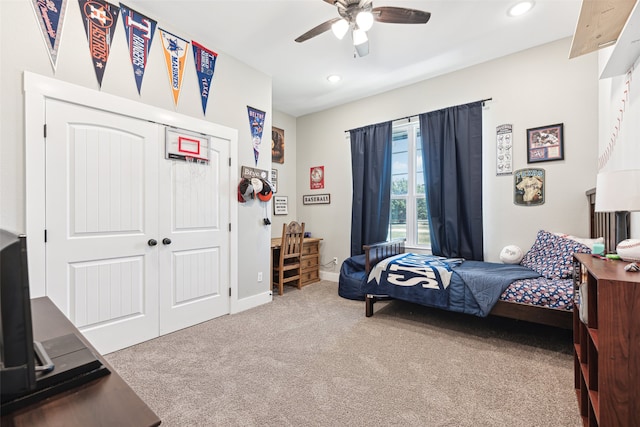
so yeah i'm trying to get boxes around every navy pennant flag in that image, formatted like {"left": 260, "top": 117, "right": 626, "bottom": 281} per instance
{"left": 119, "top": 3, "right": 156, "bottom": 94}
{"left": 247, "top": 106, "right": 266, "bottom": 166}
{"left": 78, "top": 0, "right": 119, "bottom": 87}
{"left": 31, "top": 0, "right": 68, "bottom": 70}
{"left": 192, "top": 41, "right": 218, "bottom": 115}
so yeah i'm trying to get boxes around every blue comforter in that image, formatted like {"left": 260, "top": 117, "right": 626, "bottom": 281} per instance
{"left": 364, "top": 253, "right": 541, "bottom": 317}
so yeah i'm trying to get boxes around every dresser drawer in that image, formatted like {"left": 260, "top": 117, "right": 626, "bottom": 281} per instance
{"left": 301, "top": 256, "right": 318, "bottom": 270}
{"left": 302, "top": 242, "right": 319, "bottom": 256}
{"left": 300, "top": 268, "right": 319, "bottom": 286}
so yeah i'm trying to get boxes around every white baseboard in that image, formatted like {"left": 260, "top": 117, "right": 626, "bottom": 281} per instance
{"left": 320, "top": 271, "right": 339, "bottom": 282}
{"left": 231, "top": 291, "right": 272, "bottom": 314}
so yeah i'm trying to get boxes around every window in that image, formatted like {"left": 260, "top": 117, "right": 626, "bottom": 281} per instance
{"left": 389, "top": 120, "right": 431, "bottom": 248}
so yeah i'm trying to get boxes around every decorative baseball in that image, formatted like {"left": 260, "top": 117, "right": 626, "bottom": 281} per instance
{"left": 617, "top": 239, "right": 640, "bottom": 262}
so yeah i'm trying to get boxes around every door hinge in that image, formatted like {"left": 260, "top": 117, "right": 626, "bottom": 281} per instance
{"left": 228, "top": 288, "right": 231, "bottom": 297}
{"left": 228, "top": 223, "right": 231, "bottom": 232}
{"left": 228, "top": 157, "right": 231, "bottom": 167}
{"left": 43, "top": 124, "right": 47, "bottom": 138}
{"left": 44, "top": 229, "right": 47, "bottom": 243}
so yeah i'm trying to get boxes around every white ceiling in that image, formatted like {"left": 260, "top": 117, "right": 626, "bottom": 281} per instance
{"left": 133, "top": 0, "right": 583, "bottom": 117}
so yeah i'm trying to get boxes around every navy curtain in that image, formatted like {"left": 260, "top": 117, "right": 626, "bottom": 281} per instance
{"left": 349, "top": 122, "right": 393, "bottom": 256}
{"left": 419, "top": 101, "right": 484, "bottom": 260}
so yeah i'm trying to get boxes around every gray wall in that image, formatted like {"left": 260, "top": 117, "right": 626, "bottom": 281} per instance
{"left": 293, "top": 38, "right": 600, "bottom": 270}
{"left": 0, "top": 0, "right": 272, "bottom": 302}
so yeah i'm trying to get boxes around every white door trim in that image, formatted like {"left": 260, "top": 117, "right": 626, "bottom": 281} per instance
{"left": 24, "top": 71, "right": 238, "bottom": 312}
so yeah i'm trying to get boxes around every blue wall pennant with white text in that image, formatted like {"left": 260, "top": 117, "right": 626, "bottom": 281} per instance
{"left": 78, "top": 0, "right": 119, "bottom": 87}
{"left": 247, "top": 106, "right": 266, "bottom": 166}
{"left": 192, "top": 40, "right": 218, "bottom": 115}
{"left": 119, "top": 3, "right": 156, "bottom": 94}
{"left": 31, "top": 0, "right": 68, "bottom": 70}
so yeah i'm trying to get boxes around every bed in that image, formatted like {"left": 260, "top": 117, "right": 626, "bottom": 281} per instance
{"left": 339, "top": 189, "right": 615, "bottom": 329}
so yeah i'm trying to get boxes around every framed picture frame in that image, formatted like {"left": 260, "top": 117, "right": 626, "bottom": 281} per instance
{"left": 527, "top": 123, "right": 564, "bottom": 163}
{"left": 514, "top": 168, "right": 545, "bottom": 206}
{"left": 303, "top": 194, "right": 330, "bottom": 205}
{"left": 273, "top": 196, "right": 288, "bottom": 215}
{"left": 272, "top": 127, "right": 284, "bottom": 164}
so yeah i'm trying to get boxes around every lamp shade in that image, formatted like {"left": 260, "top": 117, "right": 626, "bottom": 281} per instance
{"left": 331, "top": 19, "right": 349, "bottom": 40}
{"left": 594, "top": 169, "right": 640, "bottom": 212}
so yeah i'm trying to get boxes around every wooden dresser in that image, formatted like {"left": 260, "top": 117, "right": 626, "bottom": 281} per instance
{"left": 270, "top": 237, "right": 322, "bottom": 290}
{"left": 299, "top": 238, "right": 321, "bottom": 286}
{"left": 573, "top": 253, "right": 640, "bottom": 426}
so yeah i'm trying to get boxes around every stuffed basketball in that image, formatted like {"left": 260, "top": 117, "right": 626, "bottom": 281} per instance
{"left": 500, "top": 245, "right": 524, "bottom": 264}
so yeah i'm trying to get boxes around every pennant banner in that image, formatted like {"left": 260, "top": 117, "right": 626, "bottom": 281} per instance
{"left": 192, "top": 40, "right": 218, "bottom": 115}
{"left": 31, "top": 0, "right": 68, "bottom": 69}
{"left": 119, "top": 3, "right": 156, "bottom": 94}
{"left": 159, "top": 29, "right": 190, "bottom": 106}
{"left": 247, "top": 106, "right": 266, "bottom": 166}
{"left": 78, "top": 0, "right": 119, "bottom": 87}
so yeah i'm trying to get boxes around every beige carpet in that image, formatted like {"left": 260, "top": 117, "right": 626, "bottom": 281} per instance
{"left": 106, "top": 281, "right": 582, "bottom": 427}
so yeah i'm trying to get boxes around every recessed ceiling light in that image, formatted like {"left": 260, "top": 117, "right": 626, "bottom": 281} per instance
{"left": 508, "top": 1, "right": 534, "bottom": 17}
{"left": 327, "top": 74, "right": 341, "bottom": 83}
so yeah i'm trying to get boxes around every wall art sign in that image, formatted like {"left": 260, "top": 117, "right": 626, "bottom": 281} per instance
{"left": 303, "top": 194, "right": 330, "bottom": 205}
{"left": 527, "top": 123, "right": 564, "bottom": 163}
{"left": 514, "top": 168, "right": 545, "bottom": 206}
{"left": 273, "top": 196, "right": 288, "bottom": 215}
{"left": 31, "top": 0, "right": 68, "bottom": 70}
{"left": 159, "top": 29, "right": 190, "bottom": 106}
{"left": 191, "top": 40, "right": 217, "bottom": 115}
{"left": 120, "top": 3, "right": 157, "bottom": 95}
{"left": 272, "top": 127, "right": 284, "bottom": 164}
{"left": 78, "top": 0, "right": 119, "bottom": 87}
{"left": 310, "top": 166, "right": 324, "bottom": 189}
{"left": 247, "top": 106, "right": 266, "bottom": 166}
{"left": 496, "top": 124, "right": 513, "bottom": 175}
{"left": 271, "top": 169, "right": 278, "bottom": 193}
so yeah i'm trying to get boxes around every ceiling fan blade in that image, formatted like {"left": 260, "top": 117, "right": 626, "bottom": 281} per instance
{"left": 323, "top": 0, "right": 347, "bottom": 8}
{"left": 372, "top": 7, "right": 431, "bottom": 24}
{"left": 295, "top": 17, "right": 342, "bottom": 43}
{"left": 355, "top": 39, "right": 369, "bottom": 57}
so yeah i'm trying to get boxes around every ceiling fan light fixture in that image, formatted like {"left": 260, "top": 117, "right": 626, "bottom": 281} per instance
{"left": 356, "top": 11, "right": 374, "bottom": 31}
{"left": 352, "top": 28, "right": 368, "bottom": 46}
{"left": 507, "top": 1, "right": 534, "bottom": 17}
{"left": 331, "top": 19, "right": 349, "bottom": 40}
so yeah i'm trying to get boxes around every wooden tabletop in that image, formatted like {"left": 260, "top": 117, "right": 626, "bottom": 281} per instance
{"left": 271, "top": 237, "right": 322, "bottom": 248}
{"left": 1, "top": 297, "right": 161, "bottom": 427}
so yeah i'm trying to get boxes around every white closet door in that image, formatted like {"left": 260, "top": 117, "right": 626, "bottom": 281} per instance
{"left": 45, "top": 99, "right": 160, "bottom": 354}
{"left": 158, "top": 133, "right": 230, "bottom": 335}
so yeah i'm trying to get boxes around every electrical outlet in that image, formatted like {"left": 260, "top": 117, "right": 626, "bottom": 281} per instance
{"left": 257, "top": 272, "right": 263, "bottom": 282}
{"left": 332, "top": 257, "right": 338, "bottom": 265}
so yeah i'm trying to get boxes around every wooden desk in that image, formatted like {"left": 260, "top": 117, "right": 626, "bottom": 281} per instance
{"left": 1, "top": 297, "right": 161, "bottom": 427}
{"left": 270, "top": 237, "right": 322, "bottom": 291}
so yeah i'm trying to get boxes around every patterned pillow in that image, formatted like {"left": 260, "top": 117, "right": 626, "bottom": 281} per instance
{"left": 520, "top": 230, "right": 591, "bottom": 280}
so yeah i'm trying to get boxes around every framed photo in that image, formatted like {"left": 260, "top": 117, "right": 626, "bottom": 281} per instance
{"left": 271, "top": 169, "right": 278, "bottom": 193}
{"left": 273, "top": 196, "right": 288, "bottom": 215}
{"left": 310, "top": 166, "right": 324, "bottom": 189}
{"left": 527, "top": 123, "right": 564, "bottom": 163}
{"left": 272, "top": 127, "right": 284, "bottom": 164}
{"left": 303, "top": 194, "right": 330, "bottom": 205}
{"left": 514, "top": 168, "right": 545, "bottom": 206}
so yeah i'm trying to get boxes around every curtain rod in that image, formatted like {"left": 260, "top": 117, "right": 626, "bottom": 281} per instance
{"left": 344, "top": 97, "right": 493, "bottom": 133}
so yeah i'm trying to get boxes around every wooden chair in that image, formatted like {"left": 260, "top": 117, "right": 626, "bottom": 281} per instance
{"left": 273, "top": 221, "right": 305, "bottom": 296}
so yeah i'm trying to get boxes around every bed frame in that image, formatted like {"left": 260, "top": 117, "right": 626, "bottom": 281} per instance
{"left": 364, "top": 188, "right": 618, "bottom": 329}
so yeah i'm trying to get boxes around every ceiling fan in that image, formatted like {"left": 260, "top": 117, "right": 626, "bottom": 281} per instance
{"left": 295, "top": 0, "right": 431, "bottom": 57}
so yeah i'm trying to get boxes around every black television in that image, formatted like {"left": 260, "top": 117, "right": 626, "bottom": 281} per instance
{"left": 0, "top": 229, "right": 39, "bottom": 398}
{"left": 1, "top": 229, "right": 109, "bottom": 413}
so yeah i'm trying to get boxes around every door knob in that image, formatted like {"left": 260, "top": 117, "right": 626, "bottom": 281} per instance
{"left": 148, "top": 239, "right": 158, "bottom": 246}
{"left": 162, "top": 238, "right": 172, "bottom": 245}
